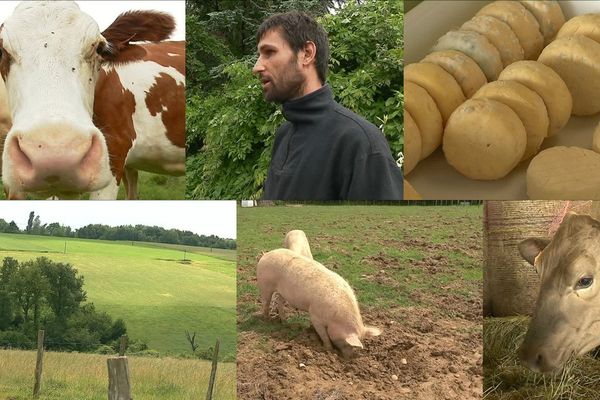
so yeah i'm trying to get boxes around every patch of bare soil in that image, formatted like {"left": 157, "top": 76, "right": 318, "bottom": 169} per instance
{"left": 237, "top": 307, "right": 482, "bottom": 400}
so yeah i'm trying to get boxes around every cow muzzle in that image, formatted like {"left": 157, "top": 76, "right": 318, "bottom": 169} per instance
{"left": 518, "top": 342, "right": 565, "bottom": 373}
{"left": 3, "top": 122, "right": 110, "bottom": 195}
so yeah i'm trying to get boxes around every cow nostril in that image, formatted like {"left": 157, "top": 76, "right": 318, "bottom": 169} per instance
{"left": 9, "top": 135, "right": 33, "bottom": 170}
{"left": 535, "top": 353, "right": 543, "bottom": 367}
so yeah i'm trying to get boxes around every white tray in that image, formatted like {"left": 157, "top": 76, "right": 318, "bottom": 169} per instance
{"left": 405, "top": 1, "right": 600, "bottom": 200}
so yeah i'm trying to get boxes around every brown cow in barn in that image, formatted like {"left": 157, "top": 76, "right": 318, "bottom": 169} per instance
{"left": 0, "top": 1, "right": 184, "bottom": 199}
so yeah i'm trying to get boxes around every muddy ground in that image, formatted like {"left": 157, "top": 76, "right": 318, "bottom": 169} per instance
{"left": 237, "top": 205, "right": 483, "bottom": 400}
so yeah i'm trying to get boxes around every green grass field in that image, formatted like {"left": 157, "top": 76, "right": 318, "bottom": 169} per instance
{"left": 0, "top": 233, "right": 236, "bottom": 359}
{"left": 0, "top": 349, "right": 236, "bottom": 400}
{"left": 0, "top": 171, "right": 184, "bottom": 200}
{"left": 238, "top": 204, "right": 483, "bottom": 329}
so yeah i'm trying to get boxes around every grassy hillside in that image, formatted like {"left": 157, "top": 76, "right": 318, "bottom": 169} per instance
{"left": 130, "top": 241, "right": 236, "bottom": 262}
{"left": 0, "top": 349, "right": 235, "bottom": 400}
{"left": 0, "top": 233, "right": 236, "bottom": 359}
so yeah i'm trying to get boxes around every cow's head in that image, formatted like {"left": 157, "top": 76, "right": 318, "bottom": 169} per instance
{"left": 0, "top": 1, "right": 174, "bottom": 198}
{"left": 518, "top": 212, "right": 600, "bottom": 373}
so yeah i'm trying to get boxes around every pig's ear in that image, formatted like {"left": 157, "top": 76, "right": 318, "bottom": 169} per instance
{"left": 518, "top": 238, "right": 550, "bottom": 271}
{"left": 364, "top": 326, "right": 381, "bottom": 337}
{"left": 345, "top": 334, "right": 363, "bottom": 348}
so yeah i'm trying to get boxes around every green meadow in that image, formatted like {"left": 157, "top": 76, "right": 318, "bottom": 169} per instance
{"left": 0, "top": 233, "right": 236, "bottom": 359}
{"left": 0, "top": 350, "right": 236, "bottom": 400}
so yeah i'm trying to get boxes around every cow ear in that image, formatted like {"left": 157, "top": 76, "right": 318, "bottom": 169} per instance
{"left": 96, "top": 40, "right": 116, "bottom": 61}
{"left": 518, "top": 238, "right": 550, "bottom": 267}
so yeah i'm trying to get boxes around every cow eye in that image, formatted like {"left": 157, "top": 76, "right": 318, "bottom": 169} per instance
{"left": 576, "top": 276, "right": 594, "bottom": 289}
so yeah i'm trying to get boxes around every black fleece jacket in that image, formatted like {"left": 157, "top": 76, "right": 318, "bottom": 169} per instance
{"left": 262, "top": 85, "right": 403, "bottom": 200}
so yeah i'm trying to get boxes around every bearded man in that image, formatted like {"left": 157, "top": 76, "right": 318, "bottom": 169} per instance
{"left": 253, "top": 11, "right": 402, "bottom": 200}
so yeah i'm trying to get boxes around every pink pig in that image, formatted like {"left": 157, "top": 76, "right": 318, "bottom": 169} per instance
{"left": 257, "top": 248, "right": 381, "bottom": 357}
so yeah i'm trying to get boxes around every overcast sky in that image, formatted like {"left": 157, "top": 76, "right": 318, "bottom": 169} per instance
{"left": 0, "top": 201, "right": 236, "bottom": 239}
{"left": 0, "top": 1, "right": 185, "bottom": 40}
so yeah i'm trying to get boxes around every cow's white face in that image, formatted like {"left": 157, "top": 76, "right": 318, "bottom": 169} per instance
{"left": 518, "top": 213, "right": 600, "bottom": 373}
{"left": 0, "top": 1, "right": 112, "bottom": 197}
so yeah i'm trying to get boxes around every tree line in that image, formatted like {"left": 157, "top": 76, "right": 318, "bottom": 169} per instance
{"left": 0, "top": 211, "right": 236, "bottom": 249}
{"left": 0, "top": 257, "right": 128, "bottom": 352}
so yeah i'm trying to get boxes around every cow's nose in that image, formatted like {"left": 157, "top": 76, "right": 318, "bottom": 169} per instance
{"left": 518, "top": 345, "right": 555, "bottom": 373}
{"left": 6, "top": 123, "right": 105, "bottom": 193}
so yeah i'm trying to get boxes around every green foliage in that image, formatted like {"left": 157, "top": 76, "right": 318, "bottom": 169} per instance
{"left": 94, "top": 344, "right": 116, "bottom": 355}
{"left": 324, "top": 0, "right": 403, "bottom": 155}
{"left": 130, "top": 349, "right": 161, "bottom": 358}
{"left": 0, "top": 257, "right": 127, "bottom": 353}
{"left": 187, "top": 0, "right": 403, "bottom": 199}
{"left": 185, "top": 12, "right": 234, "bottom": 91}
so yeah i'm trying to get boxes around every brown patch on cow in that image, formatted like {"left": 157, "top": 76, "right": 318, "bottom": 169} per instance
{"left": 145, "top": 73, "right": 185, "bottom": 148}
{"left": 109, "top": 44, "right": 148, "bottom": 64}
{"left": 111, "top": 41, "right": 185, "bottom": 76}
{"left": 101, "top": 11, "right": 175, "bottom": 57}
{"left": 93, "top": 68, "right": 137, "bottom": 181}
{"left": 0, "top": 26, "right": 11, "bottom": 81}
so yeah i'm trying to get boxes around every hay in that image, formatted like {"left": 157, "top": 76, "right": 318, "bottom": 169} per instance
{"left": 484, "top": 317, "right": 600, "bottom": 400}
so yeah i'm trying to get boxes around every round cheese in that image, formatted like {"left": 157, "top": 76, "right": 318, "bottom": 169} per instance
{"left": 477, "top": 1, "right": 544, "bottom": 60}
{"left": 432, "top": 29, "right": 503, "bottom": 81}
{"left": 443, "top": 98, "right": 527, "bottom": 180}
{"left": 404, "top": 180, "right": 422, "bottom": 200}
{"left": 403, "top": 110, "right": 422, "bottom": 175}
{"left": 422, "top": 50, "right": 487, "bottom": 98}
{"left": 527, "top": 146, "right": 600, "bottom": 199}
{"left": 520, "top": 1, "right": 565, "bottom": 46}
{"left": 404, "top": 80, "right": 443, "bottom": 160}
{"left": 472, "top": 80, "right": 548, "bottom": 160}
{"left": 461, "top": 15, "right": 524, "bottom": 67}
{"left": 593, "top": 122, "right": 600, "bottom": 154}
{"left": 538, "top": 35, "right": 600, "bottom": 116}
{"left": 556, "top": 13, "right": 600, "bottom": 45}
{"left": 404, "top": 62, "right": 466, "bottom": 125}
{"left": 498, "top": 60, "right": 572, "bottom": 136}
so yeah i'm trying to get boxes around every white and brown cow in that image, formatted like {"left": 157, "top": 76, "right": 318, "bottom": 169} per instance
{"left": 0, "top": 1, "right": 184, "bottom": 199}
{"left": 518, "top": 212, "right": 600, "bottom": 373}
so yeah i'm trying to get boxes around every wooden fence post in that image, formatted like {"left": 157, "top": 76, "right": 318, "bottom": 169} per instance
{"left": 119, "top": 335, "right": 128, "bottom": 356}
{"left": 206, "top": 339, "right": 220, "bottom": 400}
{"left": 107, "top": 356, "right": 132, "bottom": 400}
{"left": 33, "top": 330, "right": 45, "bottom": 397}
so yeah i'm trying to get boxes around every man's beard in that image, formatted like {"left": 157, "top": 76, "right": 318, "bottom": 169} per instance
{"left": 264, "top": 58, "right": 305, "bottom": 103}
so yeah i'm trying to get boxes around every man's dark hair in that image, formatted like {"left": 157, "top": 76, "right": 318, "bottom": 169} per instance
{"left": 257, "top": 11, "right": 330, "bottom": 84}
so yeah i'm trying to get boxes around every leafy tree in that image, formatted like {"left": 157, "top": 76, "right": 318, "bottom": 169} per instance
{"left": 11, "top": 260, "right": 48, "bottom": 330}
{"left": 1, "top": 257, "right": 19, "bottom": 286}
{"left": 31, "top": 215, "right": 44, "bottom": 235}
{"left": 0, "top": 290, "right": 14, "bottom": 330}
{"left": 6, "top": 221, "right": 19, "bottom": 233}
{"left": 39, "top": 259, "right": 86, "bottom": 323}
{"left": 26, "top": 211, "right": 34, "bottom": 234}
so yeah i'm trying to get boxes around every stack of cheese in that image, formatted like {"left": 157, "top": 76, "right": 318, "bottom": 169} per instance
{"left": 404, "top": 0, "right": 565, "bottom": 175}
{"left": 526, "top": 14, "right": 600, "bottom": 199}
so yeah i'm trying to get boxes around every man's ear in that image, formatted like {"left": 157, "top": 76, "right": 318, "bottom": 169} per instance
{"left": 518, "top": 238, "right": 550, "bottom": 269}
{"left": 301, "top": 41, "right": 317, "bottom": 66}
